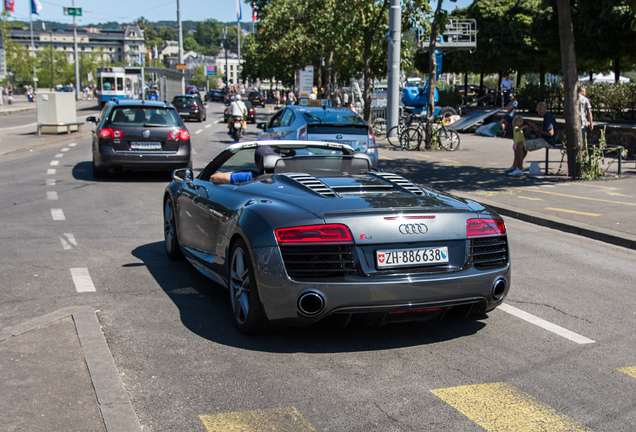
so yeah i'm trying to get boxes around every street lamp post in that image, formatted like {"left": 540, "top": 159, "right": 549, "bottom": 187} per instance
{"left": 72, "top": 0, "right": 80, "bottom": 100}
{"left": 50, "top": 30, "right": 54, "bottom": 90}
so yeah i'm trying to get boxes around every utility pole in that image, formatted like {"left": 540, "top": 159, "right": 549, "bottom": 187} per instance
{"left": 386, "top": 0, "right": 401, "bottom": 139}
{"left": 223, "top": 26, "right": 229, "bottom": 93}
{"left": 72, "top": 0, "right": 80, "bottom": 100}
{"left": 176, "top": 0, "right": 185, "bottom": 94}
{"left": 50, "top": 30, "right": 54, "bottom": 90}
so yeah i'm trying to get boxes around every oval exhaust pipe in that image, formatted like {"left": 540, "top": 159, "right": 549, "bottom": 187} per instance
{"left": 298, "top": 292, "right": 325, "bottom": 316}
{"left": 492, "top": 278, "right": 507, "bottom": 301}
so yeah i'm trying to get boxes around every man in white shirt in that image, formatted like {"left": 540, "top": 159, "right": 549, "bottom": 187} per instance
{"left": 501, "top": 75, "right": 513, "bottom": 106}
{"left": 227, "top": 95, "right": 248, "bottom": 134}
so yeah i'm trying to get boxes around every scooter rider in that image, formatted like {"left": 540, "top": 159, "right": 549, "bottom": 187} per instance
{"left": 227, "top": 95, "right": 248, "bottom": 135}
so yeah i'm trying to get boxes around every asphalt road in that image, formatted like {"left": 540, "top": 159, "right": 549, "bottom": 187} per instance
{"left": 1, "top": 102, "right": 635, "bottom": 431}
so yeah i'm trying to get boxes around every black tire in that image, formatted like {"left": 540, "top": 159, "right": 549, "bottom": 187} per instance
{"left": 400, "top": 127, "right": 423, "bottom": 151}
{"left": 438, "top": 128, "right": 461, "bottom": 151}
{"left": 387, "top": 125, "right": 403, "bottom": 148}
{"left": 437, "top": 106, "right": 458, "bottom": 122}
{"left": 232, "top": 129, "right": 241, "bottom": 142}
{"left": 229, "top": 239, "right": 268, "bottom": 334}
{"left": 164, "top": 198, "right": 183, "bottom": 260}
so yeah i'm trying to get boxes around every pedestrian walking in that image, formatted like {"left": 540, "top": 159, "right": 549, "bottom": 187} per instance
{"left": 578, "top": 86, "right": 594, "bottom": 142}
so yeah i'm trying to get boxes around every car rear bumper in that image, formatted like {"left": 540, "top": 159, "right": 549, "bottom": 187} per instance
{"left": 253, "top": 245, "right": 511, "bottom": 326}
{"left": 94, "top": 146, "right": 191, "bottom": 171}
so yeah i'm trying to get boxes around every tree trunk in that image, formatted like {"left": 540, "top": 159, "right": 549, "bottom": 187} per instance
{"left": 614, "top": 57, "right": 620, "bottom": 83}
{"left": 362, "top": 34, "right": 373, "bottom": 122}
{"left": 325, "top": 50, "right": 334, "bottom": 102}
{"left": 556, "top": 0, "right": 583, "bottom": 178}
{"left": 425, "top": 0, "right": 444, "bottom": 149}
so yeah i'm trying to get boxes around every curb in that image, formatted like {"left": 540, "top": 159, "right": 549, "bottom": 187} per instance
{"left": 0, "top": 306, "right": 142, "bottom": 432}
{"left": 455, "top": 192, "right": 636, "bottom": 251}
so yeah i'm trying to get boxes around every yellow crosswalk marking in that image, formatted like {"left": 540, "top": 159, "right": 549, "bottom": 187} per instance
{"left": 516, "top": 188, "right": 636, "bottom": 206}
{"left": 618, "top": 366, "right": 636, "bottom": 379}
{"left": 431, "top": 382, "right": 592, "bottom": 432}
{"left": 518, "top": 196, "right": 543, "bottom": 201}
{"left": 200, "top": 407, "right": 316, "bottom": 432}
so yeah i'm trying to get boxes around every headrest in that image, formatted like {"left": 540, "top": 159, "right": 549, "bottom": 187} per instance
{"left": 261, "top": 153, "right": 282, "bottom": 174}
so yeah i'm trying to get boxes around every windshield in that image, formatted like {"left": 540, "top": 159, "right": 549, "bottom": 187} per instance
{"left": 109, "top": 107, "right": 182, "bottom": 127}
{"left": 301, "top": 109, "right": 366, "bottom": 126}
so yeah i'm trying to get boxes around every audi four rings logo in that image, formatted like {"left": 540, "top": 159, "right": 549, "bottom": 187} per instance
{"left": 399, "top": 223, "right": 428, "bottom": 235}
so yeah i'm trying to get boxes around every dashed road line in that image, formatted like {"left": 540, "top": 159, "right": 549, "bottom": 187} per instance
{"left": 498, "top": 303, "right": 595, "bottom": 344}
{"left": 50, "top": 160, "right": 59, "bottom": 166}
{"left": 544, "top": 207, "right": 601, "bottom": 217}
{"left": 55, "top": 153, "right": 64, "bottom": 158}
{"left": 200, "top": 407, "right": 316, "bottom": 432}
{"left": 195, "top": 129, "right": 203, "bottom": 134}
{"left": 70, "top": 268, "right": 96, "bottom": 292}
{"left": 47, "top": 168, "right": 56, "bottom": 175}
{"left": 431, "top": 382, "right": 592, "bottom": 432}
{"left": 47, "top": 191, "right": 58, "bottom": 200}
{"left": 60, "top": 233, "right": 78, "bottom": 250}
{"left": 516, "top": 188, "right": 636, "bottom": 206}
{"left": 51, "top": 208, "right": 66, "bottom": 221}
{"left": 46, "top": 178, "right": 55, "bottom": 186}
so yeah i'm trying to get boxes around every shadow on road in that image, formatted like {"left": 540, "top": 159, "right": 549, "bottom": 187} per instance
{"left": 132, "top": 241, "right": 489, "bottom": 354}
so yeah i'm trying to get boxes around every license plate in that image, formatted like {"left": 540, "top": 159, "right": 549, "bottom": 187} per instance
{"left": 179, "top": 112, "right": 188, "bottom": 115}
{"left": 130, "top": 142, "right": 161, "bottom": 150}
{"left": 376, "top": 246, "right": 449, "bottom": 269}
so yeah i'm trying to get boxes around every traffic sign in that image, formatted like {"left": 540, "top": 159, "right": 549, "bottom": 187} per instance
{"left": 64, "top": 7, "right": 82, "bottom": 16}
{"left": 206, "top": 65, "right": 215, "bottom": 76}
{"left": 175, "top": 63, "right": 186, "bottom": 70}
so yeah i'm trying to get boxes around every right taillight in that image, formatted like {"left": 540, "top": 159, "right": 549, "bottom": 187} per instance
{"left": 466, "top": 219, "right": 506, "bottom": 238}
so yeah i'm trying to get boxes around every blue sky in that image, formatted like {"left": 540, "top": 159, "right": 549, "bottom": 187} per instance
{"left": 8, "top": 0, "right": 472, "bottom": 26}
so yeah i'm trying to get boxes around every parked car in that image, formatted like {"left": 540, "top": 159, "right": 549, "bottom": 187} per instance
{"left": 87, "top": 99, "right": 191, "bottom": 178}
{"left": 206, "top": 89, "right": 226, "bottom": 102}
{"left": 224, "top": 100, "right": 256, "bottom": 124}
{"left": 171, "top": 94, "right": 206, "bottom": 122}
{"left": 248, "top": 91, "right": 266, "bottom": 107}
{"left": 163, "top": 141, "right": 510, "bottom": 334}
{"left": 257, "top": 105, "right": 379, "bottom": 167}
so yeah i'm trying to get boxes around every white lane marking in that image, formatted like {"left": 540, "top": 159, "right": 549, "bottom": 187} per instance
{"left": 498, "top": 303, "right": 595, "bottom": 344}
{"left": 69, "top": 143, "right": 77, "bottom": 147}
{"left": 55, "top": 153, "right": 64, "bottom": 158}
{"left": 0, "top": 122, "right": 37, "bottom": 131}
{"left": 47, "top": 169, "right": 56, "bottom": 175}
{"left": 61, "top": 148, "right": 70, "bottom": 152}
{"left": 50, "top": 160, "right": 59, "bottom": 166}
{"left": 51, "top": 209, "right": 66, "bottom": 221}
{"left": 47, "top": 191, "right": 58, "bottom": 200}
{"left": 70, "top": 268, "right": 96, "bottom": 292}
{"left": 46, "top": 178, "right": 56, "bottom": 186}
{"left": 60, "top": 233, "right": 78, "bottom": 250}
{"left": 205, "top": 124, "right": 211, "bottom": 128}
{"left": 195, "top": 129, "right": 203, "bottom": 134}
{"left": 214, "top": 119, "right": 223, "bottom": 124}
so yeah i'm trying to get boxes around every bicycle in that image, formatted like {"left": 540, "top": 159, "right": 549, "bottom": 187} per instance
{"left": 386, "top": 111, "right": 422, "bottom": 150}
{"left": 409, "top": 116, "right": 460, "bottom": 151}
{"left": 370, "top": 117, "right": 387, "bottom": 138}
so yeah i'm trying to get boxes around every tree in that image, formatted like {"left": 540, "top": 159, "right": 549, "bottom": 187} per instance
{"left": 557, "top": 0, "right": 582, "bottom": 178}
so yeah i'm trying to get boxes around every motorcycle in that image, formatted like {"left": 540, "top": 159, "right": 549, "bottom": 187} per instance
{"left": 229, "top": 116, "right": 245, "bottom": 142}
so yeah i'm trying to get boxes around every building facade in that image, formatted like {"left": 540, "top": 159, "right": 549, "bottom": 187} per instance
{"left": 8, "top": 24, "right": 145, "bottom": 66}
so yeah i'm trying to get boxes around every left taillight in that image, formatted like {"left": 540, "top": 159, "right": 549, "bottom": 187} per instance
{"left": 168, "top": 129, "right": 190, "bottom": 141}
{"left": 275, "top": 224, "right": 353, "bottom": 244}
{"left": 99, "top": 128, "right": 123, "bottom": 140}
{"left": 466, "top": 219, "right": 506, "bottom": 238}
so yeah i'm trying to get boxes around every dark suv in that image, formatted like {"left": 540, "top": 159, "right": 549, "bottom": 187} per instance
{"left": 248, "top": 91, "right": 265, "bottom": 107}
{"left": 87, "top": 99, "right": 192, "bottom": 178}
{"left": 171, "top": 94, "right": 207, "bottom": 122}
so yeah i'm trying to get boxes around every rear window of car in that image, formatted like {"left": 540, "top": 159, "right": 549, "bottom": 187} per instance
{"left": 301, "top": 110, "right": 366, "bottom": 126}
{"left": 109, "top": 107, "right": 181, "bottom": 127}
{"left": 173, "top": 96, "right": 198, "bottom": 105}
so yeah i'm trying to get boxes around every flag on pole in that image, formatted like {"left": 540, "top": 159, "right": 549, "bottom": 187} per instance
{"left": 154, "top": 44, "right": 158, "bottom": 59}
{"left": 252, "top": 3, "right": 258, "bottom": 22}
{"left": 236, "top": 0, "right": 242, "bottom": 20}
{"left": 4, "top": 0, "right": 15, "bottom": 12}
{"left": 31, "top": 0, "right": 42, "bottom": 15}
{"left": 139, "top": 51, "right": 143, "bottom": 66}
{"left": 148, "top": 48, "right": 152, "bottom": 65}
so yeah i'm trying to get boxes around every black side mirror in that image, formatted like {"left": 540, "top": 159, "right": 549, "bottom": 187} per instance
{"left": 256, "top": 122, "right": 267, "bottom": 130}
{"left": 86, "top": 116, "right": 97, "bottom": 123}
{"left": 172, "top": 168, "right": 193, "bottom": 187}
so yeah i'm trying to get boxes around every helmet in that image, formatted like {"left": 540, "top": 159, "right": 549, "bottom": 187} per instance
{"left": 236, "top": 95, "right": 242, "bottom": 100}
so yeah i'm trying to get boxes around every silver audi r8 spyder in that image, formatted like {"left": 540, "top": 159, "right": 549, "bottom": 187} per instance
{"left": 163, "top": 140, "right": 511, "bottom": 334}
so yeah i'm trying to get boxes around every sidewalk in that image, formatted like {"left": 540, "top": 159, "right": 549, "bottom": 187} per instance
{"left": 377, "top": 132, "right": 636, "bottom": 250}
